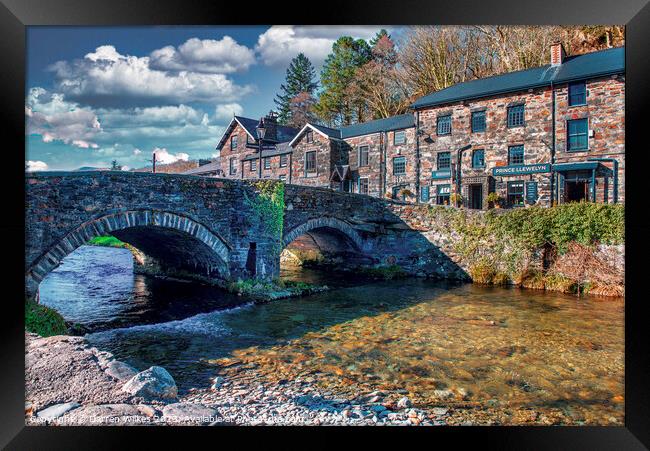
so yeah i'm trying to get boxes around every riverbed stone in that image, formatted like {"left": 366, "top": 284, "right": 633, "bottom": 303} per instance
{"left": 122, "top": 366, "right": 178, "bottom": 400}
{"left": 105, "top": 360, "right": 138, "bottom": 381}
{"left": 36, "top": 402, "right": 81, "bottom": 420}
{"left": 162, "top": 402, "right": 219, "bottom": 425}
{"left": 397, "top": 397, "right": 412, "bottom": 409}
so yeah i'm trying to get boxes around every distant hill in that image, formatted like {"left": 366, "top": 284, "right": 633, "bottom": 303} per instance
{"left": 133, "top": 160, "right": 200, "bottom": 174}
{"left": 74, "top": 166, "right": 110, "bottom": 171}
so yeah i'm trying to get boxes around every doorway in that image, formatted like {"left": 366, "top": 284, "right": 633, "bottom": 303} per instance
{"left": 468, "top": 184, "right": 483, "bottom": 209}
{"left": 564, "top": 180, "right": 589, "bottom": 203}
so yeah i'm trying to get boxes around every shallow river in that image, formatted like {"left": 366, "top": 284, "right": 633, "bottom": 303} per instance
{"left": 39, "top": 245, "right": 624, "bottom": 425}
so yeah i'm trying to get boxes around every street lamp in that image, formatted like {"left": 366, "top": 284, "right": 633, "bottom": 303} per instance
{"left": 256, "top": 117, "right": 266, "bottom": 179}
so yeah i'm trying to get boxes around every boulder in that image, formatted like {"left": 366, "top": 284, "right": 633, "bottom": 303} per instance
{"left": 105, "top": 360, "right": 138, "bottom": 381}
{"left": 122, "top": 366, "right": 177, "bottom": 400}
{"left": 36, "top": 402, "right": 80, "bottom": 420}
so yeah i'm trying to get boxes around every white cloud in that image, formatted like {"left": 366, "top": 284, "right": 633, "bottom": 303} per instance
{"left": 26, "top": 160, "right": 49, "bottom": 171}
{"left": 26, "top": 87, "right": 101, "bottom": 148}
{"left": 133, "top": 148, "right": 142, "bottom": 155}
{"left": 48, "top": 45, "right": 254, "bottom": 107}
{"left": 256, "top": 26, "right": 385, "bottom": 67}
{"left": 152, "top": 147, "right": 190, "bottom": 164}
{"left": 214, "top": 103, "right": 243, "bottom": 121}
{"left": 149, "top": 37, "right": 255, "bottom": 74}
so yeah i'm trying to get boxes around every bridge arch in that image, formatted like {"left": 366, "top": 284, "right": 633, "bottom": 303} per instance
{"left": 26, "top": 210, "right": 231, "bottom": 296}
{"left": 282, "top": 217, "right": 364, "bottom": 251}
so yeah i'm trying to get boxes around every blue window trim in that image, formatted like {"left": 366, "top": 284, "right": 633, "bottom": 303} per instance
{"left": 568, "top": 81, "right": 587, "bottom": 107}
{"left": 508, "top": 145, "right": 525, "bottom": 166}
{"left": 472, "top": 149, "right": 485, "bottom": 168}
{"left": 358, "top": 145, "right": 369, "bottom": 167}
{"left": 393, "top": 129, "right": 407, "bottom": 145}
{"left": 471, "top": 110, "right": 486, "bottom": 133}
{"left": 507, "top": 104, "right": 525, "bottom": 128}
{"left": 566, "top": 118, "right": 589, "bottom": 152}
{"left": 437, "top": 115, "right": 452, "bottom": 136}
{"left": 437, "top": 152, "right": 451, "bottom": 170}
{"left": 507, "top": 180, "right": 525, "bottom": 208}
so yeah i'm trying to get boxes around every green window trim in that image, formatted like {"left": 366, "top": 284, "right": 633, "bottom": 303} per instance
{"left": 471, "top": 110, "right": 486, "bottom": 132}
{"left": 437, "top": 152, "right": 451, "bottom": 170}
{"left": 394, "top": 130, "right": 407, "bottom": 145}
{"left": 507, "top": 181, "right": 525, "bottom": 207}
{"left": 507, "top": 104, "right": 525, "bottom": 128}
{"left": 420, "top": 186, "right": 430, "bottom": 202}
{"left": 508, "top": 145, "right": 524, "bottom": 166}
{"left": 472, "top": 149, "right": 485, "bottom": 168}
{"left": 436, "top": 184, "right": 451, "bottom": 205}
{"left": 568, "top": 81, "right": 587, "bottom": 106}
{"left": 279, "top": 154, "right": 288, "bottom": 167}
{"left": 437, "top": 115, "right": 452, "bottom": 135}
{"left": 393, "top": 156, "right": 406, "bottom": 175}
{"left": 567, "top": 118, "right": 589, "bottom": 151}
{"left": 358, "top": 177, "right": 369, "bottom": 194}
{"left": 305, "top": 151, "right": 316, "bottom": 174}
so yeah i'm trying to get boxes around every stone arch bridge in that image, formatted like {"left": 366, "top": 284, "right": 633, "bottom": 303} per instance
{"left": 26, "top": 172, "right": 467, "bottom": 297}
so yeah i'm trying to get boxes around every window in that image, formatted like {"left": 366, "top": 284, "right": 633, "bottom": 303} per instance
{"left": 507, "top": 181, "right": 525, "bottom": 207}
{"left": 507, "top": 104, "right": 525, "bottom": 127}
{"left": 231, "top": 135, "right": 238, "bottom": 150}
{"left": 394, "top": 130, "right": 406, "bottom": 145}
{"left": 508, "top": 145, "right": 524, "bottom": 165}
{"left": 264, "top": 158, "right": 271, "bottom": 170}
{"left": 246, "top": 134, "right": 255, "bottom": 145}
{"left": 229, "top": 157, "right": 236, "bottom": 175}
{"left": 279, "top": 154, "right": 288, "bottom": 167}
{"left": 358, "top": 146, "right": 369, "bottom": 167}
{"left": 437, "top": 152, "right": 451, "bottom": 170}
{"left": 279, "top": 175, "right": 286, "bottom": 181}
{"left": 421, "top": 186, "right": 430, "bottom": 202}
{"left": 305, "top": 151, "right": 316, "bottom": 173}
{"left": 567, "top": 118, "right": 588, "bottom": 151}
{"left": 472, "top": 149, "right": 485, "bottom": 168}
{"left": 358, "top": 178, "right": 369, "bottom": 194}
{"left": 471, "top": 110, "right": 486, "bottom": 132}
{"left": 250, "top": 159, "right": 257, "bottom": 171}
{"left": 568, "top": 81, "right": 587, "bottom": 106}
{"left": 436, "top": 184, "right": 451, "bottom": 205}
{"left": 306, "top": 131, "right": 314, "bottom": 143}
{"left": 437, "top": 115, "right": 451, "bottom": 135}
{"left": 393, "top": 156, "right": 406, "bottom": 175}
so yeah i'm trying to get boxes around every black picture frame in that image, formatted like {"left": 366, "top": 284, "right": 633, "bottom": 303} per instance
{"left": 1, "top": 0, "right": 649, "bottom": 448}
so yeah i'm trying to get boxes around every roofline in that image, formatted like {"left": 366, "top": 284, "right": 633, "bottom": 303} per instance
{"left": 410, "top": 68, "right": 624, "bottom": 110}
{"left": 287, "top": 123, "right": 341, "bottom": 147}
{"left": 215, "top": 116, "right": 257, "bottom": 150}
{"left": 342, "top": 124, "right": 414, "bottom": 139}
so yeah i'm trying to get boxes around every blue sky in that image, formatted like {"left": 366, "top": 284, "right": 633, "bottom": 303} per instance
{"left": 26, "top": 26, "right": 396, "bottom": 171}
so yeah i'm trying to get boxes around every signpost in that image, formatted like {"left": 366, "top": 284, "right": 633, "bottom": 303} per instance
{"left": 492, "top": 163, "right": 551, "bottom": 177}
{"left": 525, "top": 181, "right": 538, "bottom": 204}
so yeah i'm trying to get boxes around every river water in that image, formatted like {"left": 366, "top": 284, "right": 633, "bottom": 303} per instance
{"left": 39, "top": 245, "right": 624, "bottom": 425}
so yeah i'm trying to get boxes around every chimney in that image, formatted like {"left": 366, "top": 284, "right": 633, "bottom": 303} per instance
{"left": 550, "top": 41, "right": 566, "bottom": 66}
{"left": 264, "top": 111, "right": 278, "bottom": 141}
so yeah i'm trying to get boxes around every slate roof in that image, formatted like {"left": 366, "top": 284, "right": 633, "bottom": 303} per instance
{"left": 339, "top": 114, "right": 414, "bottom": 138}
{"left": 411, "top": 47, "right": 625, "bottom": 109}
{"left": 242, "top": 143, "right": 293, "bottom": 161}
{"left": 182, "top": 160, "right": 221, "bottom": 175}
{"left": 215, "top": 116, "right": 300, "bottom": 150}
{"left": 330, "top": 164, "right": 351, "bottom": 181}
{"left": 311, "top": 123, "right": 343, "bottom": 139}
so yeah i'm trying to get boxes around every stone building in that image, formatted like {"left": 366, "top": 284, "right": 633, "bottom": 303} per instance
{"left": 412, "top": 43, "right": 624, "bottom": 208}
{"left": 208, "top": 44, "right": 624, "bottom": 209}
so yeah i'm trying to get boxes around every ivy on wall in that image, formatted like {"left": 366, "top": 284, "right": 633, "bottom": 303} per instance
{"left": 243, "top": 180, "right": 286, "bottom": 244}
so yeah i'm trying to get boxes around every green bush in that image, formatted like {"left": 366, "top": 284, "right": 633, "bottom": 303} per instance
{"left": 25, "top": 299, "right": 67, "bottom": 337}
{"left": 359, "top": 265, "right": 407, "bottom": 280}
{"left": 88, "top": 235, "right": 126, "bottom": 247}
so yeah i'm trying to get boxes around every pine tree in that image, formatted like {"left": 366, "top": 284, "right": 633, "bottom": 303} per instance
{"left": 315, "top": 37, "right": 372, "bottom": 126}
{"left": 369, "top": 29, "right": 391, "bottom": 47}
{"left": 274, "top": 53, "right": 318, "bottom": 125}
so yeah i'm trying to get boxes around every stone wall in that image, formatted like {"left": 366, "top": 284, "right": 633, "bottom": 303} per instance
{"left": 290, "top": 131, "right": 340, "bottom": 188}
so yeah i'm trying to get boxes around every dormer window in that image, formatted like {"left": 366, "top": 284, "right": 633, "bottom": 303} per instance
{"left": 306, "top": 130, "right": 314, "bottom": 143}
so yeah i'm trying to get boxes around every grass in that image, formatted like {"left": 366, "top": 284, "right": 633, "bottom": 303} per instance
{"left": 359, "top": 265, "right": 407, "bottom": 280}
{"left": 226, "top": 278, "right": 326, "bottom": 300}
{"left": 87, "top": 235, "right": 128, "bottom": 248}
{"left": 25, "top": 298, "right": 67, "bottom": 337}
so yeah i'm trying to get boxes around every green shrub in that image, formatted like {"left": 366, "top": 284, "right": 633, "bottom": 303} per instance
{"left": 469, "top": 260, "right": 496, "bottom": 284}
{"left": 360, "top": 265, "right": 407, "bottom": 280}
{"left": 25, "top": 299, "right": 67, "bottom": 337}
{"left": 87, "top": 235, "right": 126, "bottom": 247}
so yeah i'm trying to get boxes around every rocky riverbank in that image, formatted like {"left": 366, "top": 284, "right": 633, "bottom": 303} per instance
{"left": 24, "top": 332, "right": 449, "bottom": 426}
